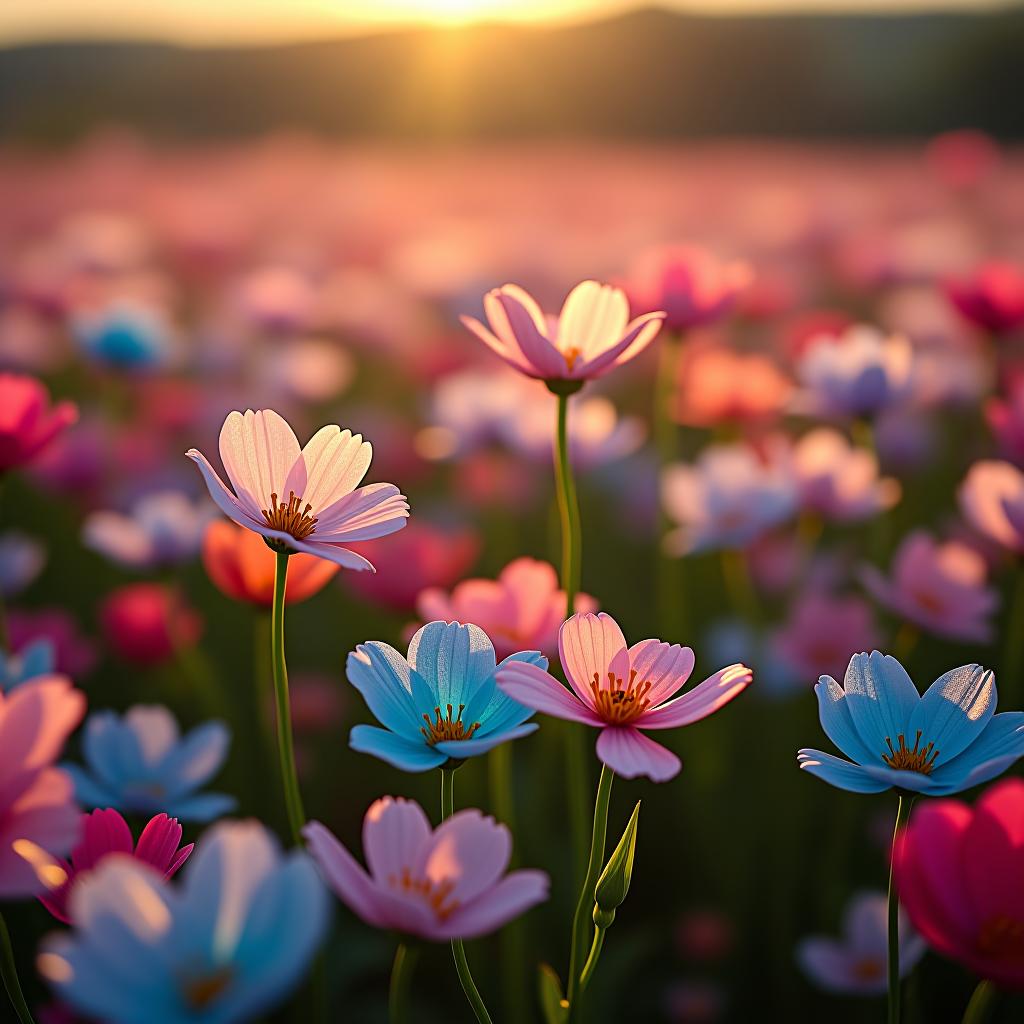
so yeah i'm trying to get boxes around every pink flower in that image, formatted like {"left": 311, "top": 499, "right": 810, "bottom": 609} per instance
{"left": 186, "top": 409, "right": 409, "bottom": 572}
{"left": 99, "top": 583, "right": 203, "bottom": 667}
{"left": 946, "top": 261, "right": 1024, "bottom": 335}
{"left": 417, "top": 557, "right": 597, "bottom": 660}
{"left": 496, "top": 612, "right": 751, "bottom": 781}
{"left": 861, "top": 531, "right": 998, "bottom": 643}
{"left": 39, "top": 808, "right": 192, "bottom": 923}
{"left": 344, "top": 521, "right": 479, "bottom": 612}
{"left": 894, "top": 778, "right": 1024, "bottom": 990}
{"left": 0, "top": 675, "right": 85, "bottom": 898}
{"left": 959, "top": 459, "right": 1024, "bottom": 555}
{"left": 785, "top": 428, "right": 900, "bottom": 522}
{"left": 623, "top": 244, "right": 752, "bottom": 333}
{"left": 0, "top": 373, "right": 77, "bottom": 473}
{"left": 770, "top": 592, "right": 881, "bottom": 687}
{"left": 303, "top": 797, "right": 548, "bottom": 941}
{"left": 460, "top": 281, "right": 664, "bottom": 383}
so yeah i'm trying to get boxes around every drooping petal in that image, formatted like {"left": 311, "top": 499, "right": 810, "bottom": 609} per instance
{"left": 186, "top": 448, "right": 265, "bottom": 526}
{"left": 907, "top": 664, "right": 996, "bottom": 766}
{"left": 362, "top": 797, "right": 432, "bottom": 884}
{"left": 495, "top": 661, "right": 603, "bottom": 725}
{"left": 442, "top": 869, "right": 549, "bottom": 940}
{"left": 289, "top": 537, "right": 377, "bottom": 572}
{"left": 797, "top": 749, "right": 891, "bottom": 793}
{"left": 843, "top": 652, "right": 919, "bottom": 754}
{"left": 596, "top": 727, "right": 681, "bottom": 781}
{"left": 349, "top": 724, "right": 446, "bottom": 772}
{"left": 639, "top": 664, "right": 751, "bottom": 729}
{"left": 558, "top": 612, "right": 630, "bottom": 707}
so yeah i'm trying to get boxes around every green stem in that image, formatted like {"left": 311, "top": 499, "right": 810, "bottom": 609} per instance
{"left": 441, "top": 768, "right": 493, "bottom": 1024}
{"left": 961, "top": 980, "right": 998, "bottom": 1024}
{"left": 566, "top": 763, "right": 614, "bottom": 1019}
{"left": 552, "top": 390, "right": 591, "bottom": 874}
{"left": 887, "top": 794, "right": 913, "bottom": 1024}
{"left": 388, "top": 943, "right": 419, "bottom": 1024}
{"left": 0, "top": 912, "right": 36, "bottom": 1024}
{"left": 577, "top": 925, "right": 606, "bottom": 994}
{"left": 271, "top": 551, "right": 306, "bottom": 846}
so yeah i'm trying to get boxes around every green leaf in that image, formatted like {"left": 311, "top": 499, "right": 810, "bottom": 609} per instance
{"left": 538, "top": 963, "right": 569, "bottom": 1024}
{"left": 594, "top": 800, "right": 641, "bottom": 914}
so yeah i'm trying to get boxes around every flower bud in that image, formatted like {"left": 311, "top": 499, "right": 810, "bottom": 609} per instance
{"left": 594, "top": 801, "right": 640, "bottom": 916}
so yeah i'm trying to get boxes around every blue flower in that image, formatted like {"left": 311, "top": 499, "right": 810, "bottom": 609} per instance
{"left": 798, "top": 651, "right": 1024, "bottom": 795}
{"left": 73, "top": 300, "right": 173, "bottom": 371}
{"left": 39, "top": 819, "right": 328, "bottom": 1024}
{"left": 347, "top": 620, "right": 545, "bottom": 772}
{"left": 0, "top": 638, "right": 56, "bottom": 691}
{"left": 64, "top": 705, "right": 236, "bottom": 821}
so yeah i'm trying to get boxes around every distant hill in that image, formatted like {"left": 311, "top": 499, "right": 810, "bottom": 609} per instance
{"left": 1, "top": 6, "right": 1022, "bottom": 141}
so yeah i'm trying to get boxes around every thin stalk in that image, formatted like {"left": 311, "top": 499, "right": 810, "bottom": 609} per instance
{"left": 271, "top": 551, "right": 306, "bottom": 846}
{"left": 961, "top": 980, "right": 998, "bottom": 1024}
{"left": 566, "top": 763, "right": 614, "bottom": 1019}
{"left": 441, "top": 768, "right": 493, "bottom": 1024}
{"left": 0, "top": 912, "right": 35, "bottom": 1024}
{"left": 887, "top": 794, "right": 913, "bottom": 1024}
{"left": 388, "top": 943, "right": 419, "bottom": 1024}
{"left": 577, "top": 925, "right": 606, "bottom": 994}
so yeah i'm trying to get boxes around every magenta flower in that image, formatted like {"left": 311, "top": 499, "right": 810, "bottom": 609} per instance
{"left": 861, "top": 531, "right": 997, "bottom": 643}
{"left": 622, "top": 244, "right": 752, "bottom": 333}
{"left": 304, "top": 797, "right": 548, "bottom": 941}
{"left": 460, "top": 281, "right": 664, "bottom": 383}
{"left": 959, "top": 459, "right": 1024, "bottom": 555}
{"left": 946, "top": 260, "right": 1024, "bottom": 335}
{"left": 496, "top": 612, "right": 751, "bottom": 781}
{"left": 0, "top": 675, "right": 85, "bottom": 898}
{"left": 186, "top": 408, "right": 409, "bottom": 571}
{"left": 417, "top": 557, "right": 597, "bottom": 659}
{"left": 39, "top": 808, "right": 193, "bottom": 923}
{"left": 0, "top": 373, "right": 77, "bottom": 473}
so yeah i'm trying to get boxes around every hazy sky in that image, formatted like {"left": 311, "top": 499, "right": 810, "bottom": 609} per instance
{"left": 0, "top": 0, "right": 1013, "bottom": 46}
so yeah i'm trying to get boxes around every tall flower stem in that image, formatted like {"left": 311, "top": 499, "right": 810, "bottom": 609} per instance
{"left": 0, "top": 912, "right": 35, "bottom": 1024}
{"left": 566, "top": 763, "right": 614, "bottom": 1020}
{"left": 271, "top": 550, "right": 306, "bottom": 847}
{"left": 441, "top": 768, "right": 493, "bottom": 1024}
{"left": 887, "top": 794, "right": 913, "bottom": 1024}
{"left": 961, "top": 980, "right": 997, "bottom": 1024}
{"left": 551, "top": 385, "right": 590, "bottom": 873}
{"left": 388, "top": 943, "right": 419, "bottom": 1024}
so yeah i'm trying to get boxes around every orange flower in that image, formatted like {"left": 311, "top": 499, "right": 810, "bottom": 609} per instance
{"left": 201, "top": 520, "right": 338, "bottom": 607}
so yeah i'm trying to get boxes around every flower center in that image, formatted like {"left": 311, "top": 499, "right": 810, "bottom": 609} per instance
{"left": 262, "top": 491, "right": 318, "bottom": 540}
{"left": 420, "top": 703, "right": 482, "bottom": 745}
{"left": 882, "top": 730, "right": 939, "bottom": 774}
{"left": 388, "top": 866, "right": 461, "bottom": 921}
{"left": 978, "top": 915, "right": 1024, "bottom": 962}
{"left": 182, "top": 966, "right": 233, "bottom": 1009}
{"left": 562, "top": 346, "right": 581, "bottom": 371}
{"left": 590, "top": 669, "right": 653, "bottom": 725}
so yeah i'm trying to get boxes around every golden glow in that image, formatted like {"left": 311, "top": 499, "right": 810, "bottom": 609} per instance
{"left": 12, "top": 839, "right": 68, "bottom": 890}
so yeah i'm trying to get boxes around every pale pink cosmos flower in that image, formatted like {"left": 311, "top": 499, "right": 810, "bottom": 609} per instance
{"left": 186, "top": 409, "right": 409, "bottom": 572}
{"left": 496, "top": 612, "right": 752, "bottom": 782}
{"left": 39, "top": 808, "right": 192, "bottom": 924}
{"left": 0, "top": 675, "right": 85, "bottom": 898}
{"left": 959, "top": 459, "right": 1024, "bottom": 555}
{"left": 304, "top": 797, "right": 548, "bottom": 941}
{"left": 784, "top": 428, "right": 900, "bottom": 523}
{"left": 460, "top": 280, "right": 665, "bottom": 383}
{"left": 417, "top": 557, "right": 598, "bottom": 660}
{"left": 861, "top": 531, "right": 998, "bottom": 643}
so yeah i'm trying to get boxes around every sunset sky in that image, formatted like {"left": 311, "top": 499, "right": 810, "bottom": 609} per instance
{"left": 0, "top": 0, "right": 1012, "bottom": 46}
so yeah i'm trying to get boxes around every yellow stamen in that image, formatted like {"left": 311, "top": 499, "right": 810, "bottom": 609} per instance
{"left": 882, "top": 730, "right": 939, "bottom": 774}
{"left": 261, "top": 491, "right": 318, "bottom": 540}
{"left": 420, "top": 703, "right": 482, "bottom": 745}
{"left": 388, "top": 866, "right": 461, "bottom": 920}
{"left": 589, "top": 669, "right": 653, "bottom": 726}
{"left": 562, "top": 346, "right": 581, "bottom": 371}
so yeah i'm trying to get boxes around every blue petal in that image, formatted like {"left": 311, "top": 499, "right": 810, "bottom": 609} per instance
{"left": 349, "top": 724, "right": 446, "bottom": 772}
{"left": 164, "top": 791, "right": 237, "bottom": 823}
{"left": 407, "top": 621, "right": 496, "bottom": 709}
{"left": 83, "top": 712, "right": 146, "bottom": 789}
{"left": 158, "top": 720, "right": 230, "bottom": 797}
{"left": 813, "top": 675, "right": 876, "bottom": 765}
{"left": 927, "top": 711, "right": 1024, "bottom": 794}
{"left": 468, "top": 650, "right": 546, "bottom": 735}
{"left": 62, "top": 763, "right": 123, "bottom": 809}
{"left": 908, "top": 665, "right": 995, "bottom": 765}
{"left": 434, "top": 722, "right": 539, "bottom": 759}
{"left": 843, "top": 652, "right": 919, "bottom": 754}
{"left": 346, "top": 642, "right": 422, "bottom": 737}
{"left": 797, "top": 749, "right": 891, "bottom": 793}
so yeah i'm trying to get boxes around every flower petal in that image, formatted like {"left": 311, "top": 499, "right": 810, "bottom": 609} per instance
{"left": 797, "top": 749, "right": 891, "bottom": 793}
{"left": 811, "top": 674, "right": 877, "bottom": 765}
{"left": 346, "top": 641, "right": 422, "bottom": 736}
{"left": 908, "top": 664, "right": 996, "bottom": 766}
{"left": 219, "top": 409, "right": 300, "bottom": 513}
{"left": 495, "top": 661, "right": 602, "bottom": 725}
{"left": 434, "top": 722, "right": 538, "bottom": 759}
{"left": 596, "top": 727, "right": 681, "bottom": 781}
{"left": 349, "top": 724, "right": 445, "bottom": 772}
{"left": 186, "top": 448, "right": 265, "bottom": 526}
{"left": 303, "top": 820, "right": 382, "bottom": 927}
{"left": 362, "top": 797, "right": 432, "bottom": 883}
{"left": 626, "top": 639, "right": 695, "bottom": 706}
{"left": 927, "top": 711, "right": 1024, "bottom": 793}
{"left": 311, "top": 483, "right": 410, "bottom": 542}
{"left": 639, "top": 664, "right": 751, "bottom": 729}
{"left": 558, "top": 612, "right": 630, "bottom": 708}
{"left": 442, "top": 870, "right": 549, "bottom": 940}
{"left": 843, "top": 651, "right": 919, "bottom": 754}
{"left": 416, "top": 808, "right": 510, "bottom": 905}
{"left": 407, "top": 621, "right": 496, "bottom": 710}
{"left": 284, "top": 426, "right": 372, "bottom": 512}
